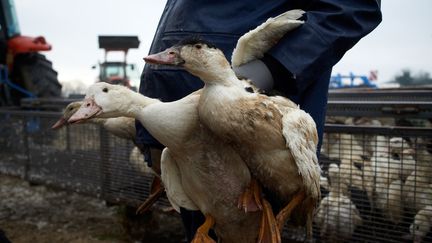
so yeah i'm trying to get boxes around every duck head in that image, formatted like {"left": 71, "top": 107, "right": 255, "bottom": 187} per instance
{"left": 328, "top": 163, "right": 340, "bottom": 183}
{"left": 410, "top": 211, "right": 431, "bottom": 243}
{"left": 144, "top": 38, "right": 235, "bottom": 84}
{"left": 51, "top": 101, "right": 83, "bottom": 129}
{"left": 68, "top": 82, "right": 133, "bottom": 123}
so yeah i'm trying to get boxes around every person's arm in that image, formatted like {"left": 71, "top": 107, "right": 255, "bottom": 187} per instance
{"left": 267, "top": 0, "right": 382, "bottom": 94}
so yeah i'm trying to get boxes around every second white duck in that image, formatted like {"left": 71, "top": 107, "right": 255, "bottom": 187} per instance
{"left": 68, "top": 82, "right": 276, "bottom": 243}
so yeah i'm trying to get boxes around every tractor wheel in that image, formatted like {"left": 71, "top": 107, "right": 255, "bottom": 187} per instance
{"left": 9, "top": 53, "right": 62, "bottom": 105}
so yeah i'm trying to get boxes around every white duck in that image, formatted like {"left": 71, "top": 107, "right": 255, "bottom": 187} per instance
{"left": 344, "top": 117, "right": 382, "bottom": 159}
{"left": 144, "top": 34, "right": 320, "bottom": 238}
{"left": 363, "top": 136, "right": 418, "bottom": 223}
{"left": 389, "top": 137, "right": 416, "bottom": 181}
{"left": 404, "top": 172, "right": 432, "bottom": 213}
{"left": 339, "top": 158, "right": 364, "bottom": 191}
{"left": 375, "top": 179, "right": 403, "bottom": 224}
{"left": 363, "top": 136, "right": 414, "bottom": 207}
{"left": 410, "top": 205, "right": 432, "bottom": 243}
{"left": 315, "top": 164, "right": 362, "bottom": 242}
{"left": 52, "top": 100, "right": 164, "bottom": 214}
{"left": 52, "top": 101, "right": 136, "bottom": 141}
{"left": 68, "top": 83, "right": 275, "bottom": 243}
{"left": 323, "top": 133, "right": 366, "bottom": 163}
{"left": 53, "top": 101, "right": 167, "bottom": 175}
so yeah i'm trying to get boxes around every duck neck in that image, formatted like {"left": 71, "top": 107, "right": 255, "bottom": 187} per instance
{"left": 199, "top": 70, "right": 247, "bottom": 107}
{"left": 90, "top": 118, "right": 108, "bottom": 126}
{"left": 121, "top": 93, "right": 178, "bottom": 148}
{"left": 136, "top": 94, "right": 200, "bottom": 150}
{"left": 196, "top": 65, "right": 240, "bottom": 87}
{"left": 331, "top": 177, "right": 348, "bottom": 196}
{"left": 122, "top": 91, "right": 160, "bottom": 118}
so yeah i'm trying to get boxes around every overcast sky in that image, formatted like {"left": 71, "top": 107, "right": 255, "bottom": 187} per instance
{"left": 14, "top": 0, "right": 432, "bottom": 88}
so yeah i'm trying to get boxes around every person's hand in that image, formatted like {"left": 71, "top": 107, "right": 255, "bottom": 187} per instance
{"left": 233, "top": 59, "right": 274, "bottom": 92}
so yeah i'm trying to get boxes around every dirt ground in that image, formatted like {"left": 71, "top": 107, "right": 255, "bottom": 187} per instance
{"left": 0, "top": 175, "right": 185, "bottom": 243}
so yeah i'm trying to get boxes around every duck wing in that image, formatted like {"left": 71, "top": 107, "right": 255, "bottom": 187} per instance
{"left": 231, "top": 9, "right": 305, "bottom": 67}
{"left": 160, "top": 148, "right": 199, "bottom": 212}
{"left": 277, "top": 102, "right": 321, "bottom": 201}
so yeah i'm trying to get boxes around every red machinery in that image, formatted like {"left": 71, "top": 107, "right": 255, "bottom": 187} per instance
{"left": 0, "top": 0, "right": 61, "bottom": 106}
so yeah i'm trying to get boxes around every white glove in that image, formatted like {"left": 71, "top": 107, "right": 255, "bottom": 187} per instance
{"left": 233, "top": 59, "right": 274, "bottom": 92}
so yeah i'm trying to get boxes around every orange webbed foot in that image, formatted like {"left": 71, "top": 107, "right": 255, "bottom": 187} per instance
{"left": 238, "top": 179, "right": 263, "bottom": 213}
{"left": 191, "top": 214, "right": 216, "bottom": 243}
{"left": 275, "top": 190, "right": 306, "bottom": 232}
{"left": 257, "top": 199, "right": 281, "bottom": 243}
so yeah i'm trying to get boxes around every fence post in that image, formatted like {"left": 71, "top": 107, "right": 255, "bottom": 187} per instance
{"left": 99, "top": 126, "right": 111, "bottom": 200}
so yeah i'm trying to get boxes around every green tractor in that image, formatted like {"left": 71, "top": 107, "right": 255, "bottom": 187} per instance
{"left": 0, "top": 0, "right": 61, "bottom": 106}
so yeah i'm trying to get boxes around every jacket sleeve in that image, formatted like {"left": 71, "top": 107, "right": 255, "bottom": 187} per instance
{"left": 267, "top": 0, "right": 382, "bottom": 94}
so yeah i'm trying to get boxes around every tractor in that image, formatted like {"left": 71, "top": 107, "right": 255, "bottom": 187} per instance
{"left": 94, "top": 35, "right": 140, "bottom": 89}
{"left": 0, "top": 0, "right": 62, "bottom": 106}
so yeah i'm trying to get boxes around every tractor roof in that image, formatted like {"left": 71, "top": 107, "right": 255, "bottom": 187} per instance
{"left": 98, "top": 36, "right": 140, "bottom": 52}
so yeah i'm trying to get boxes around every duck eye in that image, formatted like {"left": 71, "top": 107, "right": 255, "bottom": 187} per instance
{"left": 69, "top": 107, "right": 73, "bottom": 111}
{"left": 103, "top": 87, "right": 108, "bottom": 93}
{"left": 194, "top": 44, "right": 202, "bottom": 49}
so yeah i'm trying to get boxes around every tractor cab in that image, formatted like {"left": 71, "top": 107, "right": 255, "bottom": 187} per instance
{"left": 96, "top": 36, "right": 140, "bottom": 89}
{"left": 99, "top": 61, "right": 137, "bottom": 86}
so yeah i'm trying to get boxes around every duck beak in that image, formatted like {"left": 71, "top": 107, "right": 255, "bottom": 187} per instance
{"left": 51, "top": 117, "right": 68, "bottom": 129}
{"left": 144, "top": 47, "right": 185, "bottom": 66}
{"left": 403, "top": 148, "right": 415, "bottom": 155}
{"left": 68, "top": 98, "right": 102, "bottom": 123}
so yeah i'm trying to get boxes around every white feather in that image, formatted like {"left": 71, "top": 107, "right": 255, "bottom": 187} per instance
{"left": 160, "top": 148, "right": 198, "bottom": 212}
{"left": 232, "top": 9, "right": 305, "bottom": 67}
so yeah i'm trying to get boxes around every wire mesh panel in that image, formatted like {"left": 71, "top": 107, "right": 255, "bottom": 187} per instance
{"left": 27, "top": 118, "right": 103, "bottom": 195}
{"left": 0, "top": 110, "right": 169, "bottom": 209}
{"left": 99, "top": 130, "right": 153, "bottom": 206}
{"left": 1, "top": 91, "right": 432, "bottom": 243}
{"left": 0, "top": 112, "right": 28, "bottom": 176}
{"left": 318, "top": 124, "right": 432, "bottom": 243}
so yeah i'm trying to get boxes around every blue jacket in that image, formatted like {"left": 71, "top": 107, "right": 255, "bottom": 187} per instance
{"left": 136, "top": 0, "right": 382, "bottom": 151}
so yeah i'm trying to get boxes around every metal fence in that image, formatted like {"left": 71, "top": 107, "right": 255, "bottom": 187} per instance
{"left": 313, "top": 88, "right": 432, "bottom": 243}
{"left": 317, "top": 124, "right": 432, "bottom": 243}
{"left": 1, "top": 89, "right": 432, "bottom": 242}
{"left": 0, "top": 109, "right": 170, "bottom": 209}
